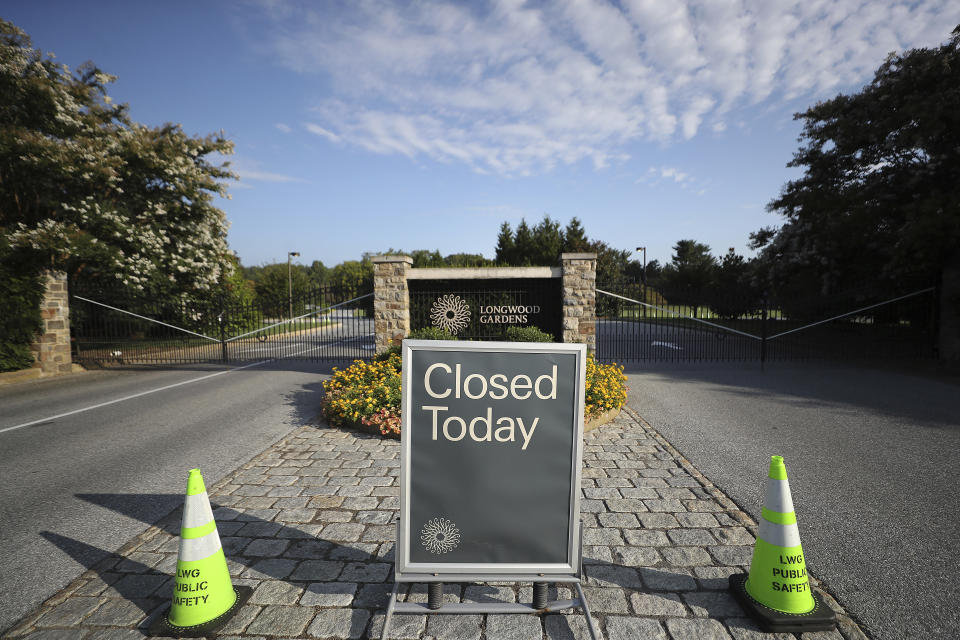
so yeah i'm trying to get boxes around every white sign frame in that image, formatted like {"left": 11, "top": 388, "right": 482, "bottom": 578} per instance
{"left": 397, "top": 339, "right": 587, "bottom": 581}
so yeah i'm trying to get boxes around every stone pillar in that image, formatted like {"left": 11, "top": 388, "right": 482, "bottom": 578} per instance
{"left": 561, "top": 253, "right": 597, "bottom": 352}
{"left": 373, "top": 255, "right": 413, "bottom": 354}
{"left": 32, "top": 271, "right": 73, "bottom": 375}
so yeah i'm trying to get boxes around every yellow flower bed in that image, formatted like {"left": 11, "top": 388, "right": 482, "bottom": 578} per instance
{"left": 321, "top": 352, "right": 626, "bottom": 438}
{"left": 584, "top": 356, "right": 627, "bottom": 419}
{"left": 321, "top": 353, "right": 402, "bottom": 436}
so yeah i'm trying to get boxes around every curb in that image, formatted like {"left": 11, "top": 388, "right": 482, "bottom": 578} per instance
{"left": 0, "top": 363, "right": 86, "bottom": 386}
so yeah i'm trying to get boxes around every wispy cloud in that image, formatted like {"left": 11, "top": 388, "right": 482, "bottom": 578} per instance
{"left": 637, "top": 165, "right": 715, "bottom": 196}
{"left": 304, "top": 123, "right": 341, "bottom": 144}
{"left": 235, "top": 169, "right": 306, "bottom": 183}
{"left": 256, "top": 0, "right": 959, "bottom": 175}
{"left": 275, "top": 123, "right": 292, "bottom": 133}
{"left": 638, "top": 166, "right": 693, "bottom": 188}
{"left": 229, "top": 155, "right": 307, "bottom": 185}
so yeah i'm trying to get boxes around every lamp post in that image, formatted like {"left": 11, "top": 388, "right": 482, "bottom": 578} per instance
{"left": 636, "top": 247, "right": 647, "bottom": 319}
{"left": 287, "top": 251, "right": 300, "bottom": 320}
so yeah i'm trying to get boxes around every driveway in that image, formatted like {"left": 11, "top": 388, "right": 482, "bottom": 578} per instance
{"left": 625, "top": 362, "right": 959, "bottom": 640}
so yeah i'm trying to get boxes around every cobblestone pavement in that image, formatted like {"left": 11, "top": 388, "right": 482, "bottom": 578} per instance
{"left": 6, "top": 407, "right": 870, "bottom": 640}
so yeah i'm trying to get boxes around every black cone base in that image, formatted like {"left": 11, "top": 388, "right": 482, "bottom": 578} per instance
{"left": 146, "top": 585, "right": 253, "bottom": 638}
{"left": 729, "top": 573, "right": 836, "bottom": 633}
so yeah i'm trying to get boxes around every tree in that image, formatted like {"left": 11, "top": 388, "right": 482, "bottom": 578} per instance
{"left": 512, "top": 219, "right": 535, "bottom": 265}
{"left": 496, "top": 215, "right": 574, "bottom": 266}
{"left": 644, "top": 259, "right": 663, "bottom": 286}
{"left": 563, "top": 217, "right": 590, "bottom": 253}
{"left": 661, "top": 240, "right": 717, "bottom": 317}
{"left": 530, "top": 215, "right": 564, "bottom": 265}
{"left": 406, "top": 249, "right": 442, "bottom": 267}
{"left": 0, "top": 19, "right": 236, "bottom": 295}
{"left": 443, "top": 252, "right": 492, "bottom": 267}
{"left": 0, "top": 234, "right": 43, "bottom": 371}
{"left": 218, "top": 253, "right": 256, "bottom": 307}
{"left": 755, "top": 26, "right": 960, "bottom": 355}
{"left": 707, "top": 249, "right": 761, "bottom": 319}
{"left": 308, "top": 260, "right": 329, "bottom": 286}
{"left": 494, "top": 222, "right": 516, "bottom": 265}
{"left": 328, "top": 258, "right": 374, "bottom": 293}
{"left": 253, "top": 262, "right": 312, "bottom": 319}
{"left": 588, "top": 240, "right": 632, "bottom": 286}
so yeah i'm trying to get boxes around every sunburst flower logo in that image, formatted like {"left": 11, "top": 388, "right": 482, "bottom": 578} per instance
{"left": 420, "top": 517, "right": 461, "bottom": 554}
{"left": 430, "top": 295, "right": 470, "bottom": 335}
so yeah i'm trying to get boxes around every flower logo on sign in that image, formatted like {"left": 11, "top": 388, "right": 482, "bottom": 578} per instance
{"left": 430, "top": 295, "right": 470, "bottom": 335}
{"left": 420, "top": 517, "right": 461, "bottom": 554}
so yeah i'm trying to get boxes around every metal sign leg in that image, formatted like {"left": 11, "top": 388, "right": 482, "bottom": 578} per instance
{"left": 574, "top": 580, "right": 601, "bottom": 640}
{"left": 381, "top": 581, "right": 400, "bottom": 640}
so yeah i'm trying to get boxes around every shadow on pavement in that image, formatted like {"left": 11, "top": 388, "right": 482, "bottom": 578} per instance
{"left": 39, "top": 531, "right": 167, "bottom": 621}
{"left": 622, "top": 361, "right": 959, "bottom": 431}
{"left": 284, "top": 379, "right": 329, "bottom": 428}
{"left": 39, "top": 494, "right": 714, "bottom": 637}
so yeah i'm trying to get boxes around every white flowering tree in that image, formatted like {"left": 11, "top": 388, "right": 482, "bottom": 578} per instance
{"left": 0, "top": 19, "right": 236, "bottom": 295}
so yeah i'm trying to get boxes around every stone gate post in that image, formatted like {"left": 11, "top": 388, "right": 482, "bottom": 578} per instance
{"left": 373, "top": 255, "right": 413, "bottom": 354}
{"left": 32, "top": 271, "right": 73, "bottom": 375}
{"left": 561, "top": 253, "right": 597, "bottom": 352}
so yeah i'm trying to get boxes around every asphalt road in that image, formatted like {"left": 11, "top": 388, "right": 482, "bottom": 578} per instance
{"left": 625, "top": 362, "right": 960, "bottom": 640}
{"left": 0, "top": 360, "right": 337, "bottom": 635}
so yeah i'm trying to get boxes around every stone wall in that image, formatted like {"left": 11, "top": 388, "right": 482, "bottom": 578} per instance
{"left": 372, "top": 254, "right": 598, "bottom": 352}
{"left": 561, "top": 253, "right": 597, "bottom": 352}
{"left": 33, "top": 271, "right": 73, "bottom": 375}
{"left": 372, "top": 256, "right": 413, "bottom": 354}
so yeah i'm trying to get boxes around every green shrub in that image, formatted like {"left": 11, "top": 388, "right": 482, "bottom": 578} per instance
{"left": 504, "top": 325, "right": 554, "bottom": 343}
{"left": 0, "top": 343, "right": 35, "bottom": 372}
{"left": 371, "top": 327, "right": 457, "bottom": 363}
{"left": 0, "top": 244, "right": 44, "bottom": 373}
{"left": 372, "top": 345, "right": 402, "bottom": 362}
{"left": 408, "top": 327, "right": 457, "bottom": 340}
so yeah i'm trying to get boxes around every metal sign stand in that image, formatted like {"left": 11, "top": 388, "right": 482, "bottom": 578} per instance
{"left": 381, "top": 520, "right": 600, "bottom": 640}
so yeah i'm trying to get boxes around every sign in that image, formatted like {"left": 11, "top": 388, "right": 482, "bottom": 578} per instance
{"left": 410, "top": 277, "right": 563, "bottom": 341}
{"left": 398, "top": 340, "right": 586, "bottom": 578}
{"left": 429, "top": 294, "right": 544, "bottom": 334}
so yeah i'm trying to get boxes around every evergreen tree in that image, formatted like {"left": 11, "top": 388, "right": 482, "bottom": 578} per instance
{"left": 531, "top": 215, "right": 564, "bottom": 265}
{"left": 513, "top": 219, "right": 535, "bottom": 266}
{"left": 562, "top": 217, "right": 590, "bottom": 252}
{"left": 494, "top": 222, "right": 515, "bottom": 265}
{"left": 660, "top": 240, "right": 717, "bottom": 317}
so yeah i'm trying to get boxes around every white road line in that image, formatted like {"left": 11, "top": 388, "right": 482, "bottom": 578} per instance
{"left": 0, "top": 359, "right": 270, "bottom": 436}
{"left": 1, "top": 334, "right": 374, "bottom": 436}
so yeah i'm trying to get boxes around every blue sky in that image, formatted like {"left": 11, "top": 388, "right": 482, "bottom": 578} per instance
{"left": 5, "top": 1, "right": 958, "bottom": 269}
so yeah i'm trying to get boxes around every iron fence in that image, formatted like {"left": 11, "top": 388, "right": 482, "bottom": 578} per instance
{"left": 69, "top": 282, "right": 374, "bottom": 365}
{"left": 595, "top": 280, "right": 938, "bottom": 363}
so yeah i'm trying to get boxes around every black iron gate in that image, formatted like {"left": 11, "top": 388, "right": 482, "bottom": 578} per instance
{"left": 595, "top": 280, "right": 938, "bottom": 363}
{"left": 69, "top": 284, "right": 374, "bottom": 365}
